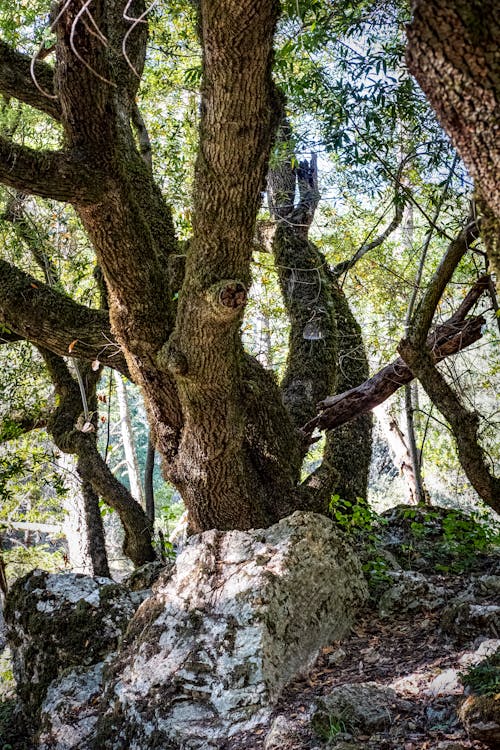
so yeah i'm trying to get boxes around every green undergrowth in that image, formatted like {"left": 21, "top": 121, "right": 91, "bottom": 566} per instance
{"left": 460, "top": 648, "right": 500, "bottom": 697}
{"left": 328, "top": 497, "right": 500, "bottom": 589}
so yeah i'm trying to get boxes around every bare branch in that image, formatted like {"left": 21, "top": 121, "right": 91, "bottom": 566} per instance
{"left": 0, "top": 40, "right": 61, "bottom": 120}
{"left": 409, "top": 218, "right": 481, "bottom": 348}
{"left": 303, "top": 312, "right": 486, "bottom": 436}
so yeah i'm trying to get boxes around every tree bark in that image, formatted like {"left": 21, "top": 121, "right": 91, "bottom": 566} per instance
{"left": 407, "top": 0, "right": 500, "bottom": 279}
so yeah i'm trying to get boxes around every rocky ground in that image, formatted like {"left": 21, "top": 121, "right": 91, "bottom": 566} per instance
{"left": 1, "top": 506, "right": 499, "bottom": 749}
{"left": 229, "top": 539, "right": 500, "bottom": 749}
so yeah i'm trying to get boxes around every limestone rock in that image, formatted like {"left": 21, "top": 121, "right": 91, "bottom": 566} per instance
{"left": 93, "top": 512, "right": 368, "bottom": 748}
{"left": 458, "top": 694, "right": 500, "bottom": 747}
{"left": 312, "top": 682, "right": 411, "bottom": 737}
{"left": 264, "top": 715, "right": 307, "bottom": 749}
{"left": 441, "top": 601, "right": 500, "bottom": 644}
{"left": 38, "top": 663, "right": 104, "bottom": 749}
{"left": 4, "top": 570, "right": 135, "bottom": 724}
{"left": 378, "top": 570, "right": 446, "bottom": 617}
{"left": 123, "top": 560, "right": 171, "bottom": 592}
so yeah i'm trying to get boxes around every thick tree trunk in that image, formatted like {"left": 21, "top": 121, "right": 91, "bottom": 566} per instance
{"left": 407, "top": 1, "right": 500, "bottom": 279}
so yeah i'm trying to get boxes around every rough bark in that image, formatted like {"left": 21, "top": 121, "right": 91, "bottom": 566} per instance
{"left": 159, "top": 0, "right": 297, "bottom": 531}
{"left": 0, "top": 258, "right": 129, "bottom": 374}
{"left": 268, "top": 127, "right": 372, "bottom": 510}
{"left": 0, "top": 40, "right": 61, "bottom": 120}
{"left": 322, "top": 287, "right": 372, "bottom": 505}
{"left": 407, "top": 0, "right": 500, "bottom": 279}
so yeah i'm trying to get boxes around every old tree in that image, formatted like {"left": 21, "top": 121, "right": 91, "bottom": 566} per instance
{"left": 0, "top": 0, "right": 499, "bottom": 569}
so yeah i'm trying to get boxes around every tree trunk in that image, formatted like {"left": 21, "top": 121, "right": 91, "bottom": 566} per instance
{"left": 59, "top": 453, "right": 109, "bottom": 577}
{"left": 113, "top": 372, "right": 144, "bottom": 508}
{"left": 144, "top": 439, "right": 155, "bottom": 525}
{"left": 407, "top": 0, "right": 500, "bottom": 280}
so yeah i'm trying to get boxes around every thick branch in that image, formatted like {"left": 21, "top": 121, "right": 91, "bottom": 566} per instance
{"left": 0, "top": 41, "right": 61, "bottom": 120}
{"left": 0, "top": 137, "right": 107, "bottom": 203}
{"left": 0, "top": 411, "right": 49, "bottom": 442}
{"left": 407, "top": 2, "right": 500, "bottom": 226}
{"left": 0, "top": 258, "right": 129, "bottom": 375}
{"left": 304, "top": 313, "right": 486, "bottom": 435}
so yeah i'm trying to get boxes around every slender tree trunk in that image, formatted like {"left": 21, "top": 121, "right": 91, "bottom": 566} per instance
{"left": 113, "top": 372, "right": 144, "bottom": 508}
{"left": 404, "top": 384, "right": 429, "bottom": 505}
{"left": 59, "top": 453, "right": 109, "bottom": 577}
{"left": 376, "top": 405, "right": 418, "bottom": 504}
{"left": 144, "top": 439, "right": 155, "bottom": 525}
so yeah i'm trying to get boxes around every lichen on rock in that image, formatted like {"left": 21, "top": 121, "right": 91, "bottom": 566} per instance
{"left": 4, "top": 570, "right": 135, "bottom": 729}
{"left": 92, "top": 511, "right": 368, "bottom": 748}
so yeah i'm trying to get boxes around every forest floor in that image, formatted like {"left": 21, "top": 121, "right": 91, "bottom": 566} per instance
{"left": 230, "top": 555, "right": 500, "bottom": 750}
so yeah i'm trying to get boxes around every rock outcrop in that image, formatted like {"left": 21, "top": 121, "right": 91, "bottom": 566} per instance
{"left": 4, "top": 570, "right": 135, "bottom": 728}
{"left": 83, "top": 511, "right": 365, "bottom": 749}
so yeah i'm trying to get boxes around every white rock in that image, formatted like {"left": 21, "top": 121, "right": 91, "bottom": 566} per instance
{"left": 93, "top": 512, "right": 368, "bottom": 748}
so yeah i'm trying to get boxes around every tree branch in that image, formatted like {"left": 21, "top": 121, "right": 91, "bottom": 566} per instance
{"left": 303, "top": 308, "right": 487, "bottom": 436}
{"left": 398, "top": 340, "right": 500, "bottom": 514}
{"left": 0, "top": 41, "right": 61, "bottom": 121}
{"left": 0, "top": 411, "right": 50, "bottom": 442}
{"left": 40, "top": 349, "right": 156, "bottom": 565}
{"left": 0, "top": 137, "right": 108, "bottom": 203}
{"left": 0, "top": 258, "right": 129, "bottom": 375}
{"left": 409, "top": 218, "right": 481, "bottom": 348}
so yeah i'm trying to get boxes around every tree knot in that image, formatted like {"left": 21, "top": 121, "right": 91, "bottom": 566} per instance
{"left": 207, "top": 280, "right": 248, "bottom": 318}
{"left": 157, "top": 341, "right": 188, "bottom": 376}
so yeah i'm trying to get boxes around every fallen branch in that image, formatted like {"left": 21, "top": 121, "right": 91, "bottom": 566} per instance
{"left": 303, "top": 275, "right": 491, "bottom": 437}
{"left": 303, "top": 315, "right": 484, "bottom": 436}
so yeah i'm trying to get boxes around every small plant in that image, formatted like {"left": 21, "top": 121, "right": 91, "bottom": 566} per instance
{"left": 312, "top": 712, "right": 348, "bottom": 741}
{"left": 329, "top": 495, "right": 392, "bottom": 592}
{"left": 328, "top": 494, "right": 379, "bottom": 535}
{"left": 459, "top": 649, "right": 500, "bottom": 697}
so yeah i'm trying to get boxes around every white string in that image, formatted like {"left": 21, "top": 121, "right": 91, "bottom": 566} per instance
{"left": 70, "top": 0, "right": 116, "bottom": 88}
{"left": 29, "top": 0, "right": 74, "bottom": 100}
{"left": 122, "top": 0, "right": 159, "bottom": 78}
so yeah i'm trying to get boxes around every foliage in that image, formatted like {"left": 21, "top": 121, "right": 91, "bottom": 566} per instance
{"left": 460, "top": 649, "right": 500, "bottom": 697}
{"left": 396, "top": 506, "right": 500, "bottom": 573}
{"left": 328, "top": 494, "right": 392, "bottom": 589}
